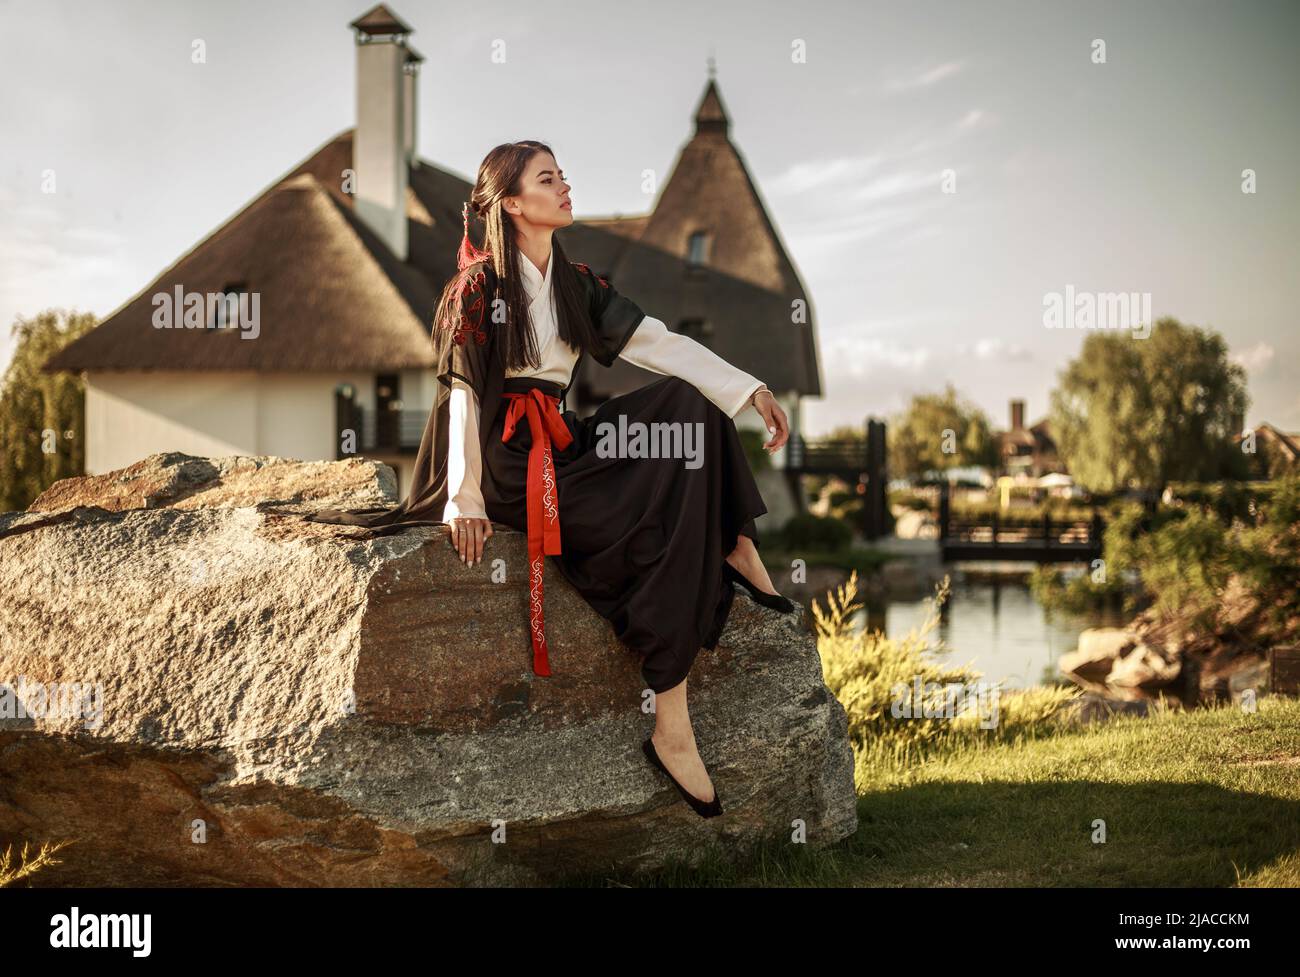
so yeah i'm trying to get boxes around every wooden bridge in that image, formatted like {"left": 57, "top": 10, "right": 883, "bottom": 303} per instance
{"left": 782, "top": 420, "right": 889, "bottom": 539}
{"left": 938, "top": 482, "right": 1105, "bottom": 562}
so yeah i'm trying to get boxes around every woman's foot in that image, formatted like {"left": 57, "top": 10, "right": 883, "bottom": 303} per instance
{"left": 649, "top": 728, "right": 717, "bottom": 805}
{"left": 725, "top": 533, "right": 779, "bottom": 596}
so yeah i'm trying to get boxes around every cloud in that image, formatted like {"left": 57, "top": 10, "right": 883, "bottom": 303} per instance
{"left": 957, "top": 337, "right": 1034, "bottom": 362}
{"left": 825, "top": 333, "right": 933, "bottom": 374}
{"left": 850, "top": 168, "right": 944, "bottom": 203}
{"left": 788, "top": 200, "right": 944, "bottom": 258}
{"left": 1231, "top": 341, "right": 1274, "bottom": 371}
{"left": 766, "top": 154, "right": 883, "bottom": 196}
{"left": 0, "top": 202, "right": 130, "bottom": 371}
{"left": 885, "top": 60, "right": 966, "bottom": 93}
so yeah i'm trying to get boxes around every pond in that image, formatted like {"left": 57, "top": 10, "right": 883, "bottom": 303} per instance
{"left": 850, "top": 562, "right": 1131, "bottom": 690}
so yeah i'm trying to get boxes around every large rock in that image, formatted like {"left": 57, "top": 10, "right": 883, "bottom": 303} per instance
{"left": 1059, "top": 627, "right": 1140, "bottom": 682}
{"left": 0, "top": 452, "right": 857, "bottom": 886}
{"left": 1107, "top": 642, "right": 1181, "bottom": 689}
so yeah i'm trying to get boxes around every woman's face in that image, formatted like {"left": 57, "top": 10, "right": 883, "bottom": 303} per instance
{"left": 505, "top": 152, "right": 573, "bottom": 230}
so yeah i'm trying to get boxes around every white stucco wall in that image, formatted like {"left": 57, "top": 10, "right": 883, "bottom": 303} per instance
{"left": 82, "top": 372, "right": 419, "bottom": 490}
{"left": 80, "top": 370, "right": 792, "bottom": 505}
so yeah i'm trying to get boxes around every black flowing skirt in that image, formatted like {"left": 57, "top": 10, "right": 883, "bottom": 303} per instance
{"left": 486, "top": 375, "right": 768, "bottom": 693}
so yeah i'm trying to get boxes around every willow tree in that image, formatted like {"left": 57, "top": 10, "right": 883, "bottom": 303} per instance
{"left": 888, "top": 383, "right": 998, "bottom": 481}
{"left": 1048, "top": 317, "right": 1249, "bottom": 494}
{"left": 0, "top": 309, "right": 97, "bottom": 511}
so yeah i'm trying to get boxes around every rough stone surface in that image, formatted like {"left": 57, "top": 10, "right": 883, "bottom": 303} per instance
{"left": 1107, "top": 642, "right": 1181, "bottom": 689}
{"left": 1060, "top": 628, "right": 1136, "bottom": 683}
{"left": 0, "top": 452, "right": 858, "bottom": 887}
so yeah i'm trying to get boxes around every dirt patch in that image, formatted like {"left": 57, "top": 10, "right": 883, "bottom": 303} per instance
{"left": 1229, "top": 753, "right": 1300, "bottom": 766}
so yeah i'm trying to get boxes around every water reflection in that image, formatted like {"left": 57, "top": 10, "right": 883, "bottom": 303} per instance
{"left": 850, "top": 562, "right": 1130, "bottom": 690}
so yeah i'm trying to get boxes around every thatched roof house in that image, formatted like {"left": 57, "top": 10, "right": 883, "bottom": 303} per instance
{"left": 43, "top": 3, "right": 821, "bottom": 498}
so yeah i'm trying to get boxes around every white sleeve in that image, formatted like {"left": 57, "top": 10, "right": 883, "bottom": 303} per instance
{"left": 616, "top": 315, "right": 767, "bottom": 418}
{"left": 442, "top": 379, "right": 489, "bottom": 521}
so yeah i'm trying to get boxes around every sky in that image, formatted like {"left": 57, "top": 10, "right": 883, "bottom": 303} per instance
{"left": 1, "top": 0, "right": 1297, "bottom": 437}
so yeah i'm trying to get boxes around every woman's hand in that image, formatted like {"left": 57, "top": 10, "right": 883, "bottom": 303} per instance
{"left": 750, "top": 388, "right": 789, "bottom": 453}
{"left": 448, "top": 515, "right": 493, "bottom": 567}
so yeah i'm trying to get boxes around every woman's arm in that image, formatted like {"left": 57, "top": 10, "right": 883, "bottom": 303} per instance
{"left": 442, "top": 379, "right": 488, "bottom": 521}
{"left": 616, "top": 315, "right": 767, "bottom": 418}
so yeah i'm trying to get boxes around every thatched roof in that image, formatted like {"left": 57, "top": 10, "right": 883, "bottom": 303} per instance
{"left": 47, "top": 77, "right": 821, "bottom": 397}
{"left": 43, "top": 131, "right": 469, "bottom": 374}
{"left": 565, "top": 79, "right": 822, "bottom": 398}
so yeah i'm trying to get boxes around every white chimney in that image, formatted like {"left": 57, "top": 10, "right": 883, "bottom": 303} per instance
{"left": 349, "top": 4, "right": 412, "bottom": 260}
{"left": 403, "top": 45, "right": 423, "bottom": 168}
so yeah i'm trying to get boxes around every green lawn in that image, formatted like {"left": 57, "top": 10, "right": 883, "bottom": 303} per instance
{"left": 562, "top": 695, "right": 1300, "bottom": 887}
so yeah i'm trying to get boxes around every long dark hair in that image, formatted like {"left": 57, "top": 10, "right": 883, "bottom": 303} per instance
{"left": 432, "top": 140, "right": 603, "bottom": 374}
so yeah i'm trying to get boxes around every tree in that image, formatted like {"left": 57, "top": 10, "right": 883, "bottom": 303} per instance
{"left": 0, "top": 309, "right": 96, "bottom": 511}
{"left": 1048, "top": 317, "right": 1249, "bottom": 495}
{"left": 888, "top": 383, "right": 997, "bottom": 481}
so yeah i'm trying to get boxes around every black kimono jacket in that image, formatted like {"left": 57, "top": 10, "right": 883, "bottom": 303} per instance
{"left": 305, "top": 258, "right": 646, "bottom": 536}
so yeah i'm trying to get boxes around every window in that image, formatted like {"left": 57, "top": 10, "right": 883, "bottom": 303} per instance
{"left": 375, "top": 373, "right": 401, "bottom": 450}
{"left": 687, "top": 231, "right": 711, "bottom": 266}
{"left": 210, "top": 282, "right": 248, "bottom": 330}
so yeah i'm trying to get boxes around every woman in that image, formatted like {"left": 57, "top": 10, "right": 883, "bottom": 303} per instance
{"left": 308, "top": 140, "right": 794, "bottom": 818}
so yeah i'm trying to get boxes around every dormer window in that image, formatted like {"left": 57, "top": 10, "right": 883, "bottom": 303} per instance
{"left": 687, "top": 231, "right": 711, "bottom": 267}
{"left": 211, "top": 282, "right": 247, "bottom": 330}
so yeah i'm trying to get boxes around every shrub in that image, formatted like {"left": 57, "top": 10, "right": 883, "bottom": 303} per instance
{"left": 737, "top": 428, "right": 772, "bottom": 471}
{"left": 1029, "top": 474, "right": 1300, "bottom": 634}
{"left": 813, "top": 571, "right": 1082, "bottom": 785}
{"left": 779, "top": 512, "right": 854, "bottom": 551}
{"left": 1027, "top": 563, "right": 1131, "bottom": 615}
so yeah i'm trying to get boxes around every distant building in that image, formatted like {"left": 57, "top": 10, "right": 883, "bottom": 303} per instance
{"left": 994, "top": 398, "right": 1064, "bottom": 479}
{"left": 1234, "top": 422, "right": 1300, "bottom": 478}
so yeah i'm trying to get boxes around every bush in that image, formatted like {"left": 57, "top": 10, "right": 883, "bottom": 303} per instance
{"left": 778, "top": 512, "right": 854, "bottom": 551}
{"left": 1027, "top": 563, "right": 1131, "bottom": 615}
{"left": 812, "top": 571, "right": 1083, "bottom": 784}
{"left": 1163, "top": 479, "right": 1284, "bottom": 524}
{"left": 1030, "top": 474, "right": 1300, "bottom": 633}
{"left": 737, "top": 428, "right": 772, "bottom": 471}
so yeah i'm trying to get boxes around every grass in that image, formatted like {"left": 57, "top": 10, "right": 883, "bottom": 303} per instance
{"left": 846, "top": 695, "right": 1300, "bottom": 887}
{"left": 559, "top": 695, "right": 1300, "bottom": 889}
{"left": 558, "top": 571, "right": 1300, "bottom": 888}
{"left": 0, "top": 839, "right": 74, "bottom": 887}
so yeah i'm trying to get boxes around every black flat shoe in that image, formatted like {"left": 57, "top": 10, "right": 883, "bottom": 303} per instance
{"left": 723, "top": 560, "right": 796, "bottom": 614}
{"left": 642, "top": 737, "right": 723, "bottom": 819}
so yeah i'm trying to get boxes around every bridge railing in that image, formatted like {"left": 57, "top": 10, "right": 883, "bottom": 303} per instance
{"left": 943, "top": 511, "right": 1103, "bottom": 547}
{"left": 785, "top": 434, "right": 868, "bottom": 473}
{"left": 939, "top": 486, "right": 1105, "bottom": 557}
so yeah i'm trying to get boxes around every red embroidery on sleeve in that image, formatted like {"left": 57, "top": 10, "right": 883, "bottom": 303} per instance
{"left": 570, "top": 261, "right": 609, "bottom": 288}
{"left": 444, "top": 268, "right": 489, "bottom": 346}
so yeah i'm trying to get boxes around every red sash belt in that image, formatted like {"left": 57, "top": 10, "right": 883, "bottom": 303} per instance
{"left": 501, "top": 388, "right": 574, "bottom": 677}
